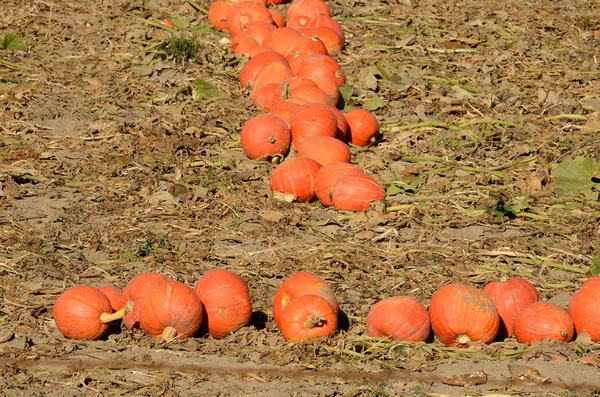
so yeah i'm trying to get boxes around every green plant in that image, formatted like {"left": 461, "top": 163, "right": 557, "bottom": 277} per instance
{"left": 162, "top": 32, "right": 199, "bottom": 65}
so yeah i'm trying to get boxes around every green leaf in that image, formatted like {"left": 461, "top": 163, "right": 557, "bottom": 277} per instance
{"left": 552, "top": 156, "right": 600, "bottom": 199}
{"left": 170, "top": 18, "right": 190, "bottom": 29}
{"left": 338, "top": 84, "right": 354, "bottom": 111}
{"left": 192, "top": 78, "right": 222, "bottom": 100}
{"left": 364, "top": 95, "right": 386, "bottom": 111}
{"left": 386, "top": 182, "right": 414, "bottom": 196}
{"left": 591, "top": 255, "right": 600, "bottom": 276}
{"left": 2, "top": 34, "right": 27, "bottom": 51}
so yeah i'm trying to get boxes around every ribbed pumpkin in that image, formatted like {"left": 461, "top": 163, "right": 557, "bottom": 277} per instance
{"left": 193, "top": 269, "right": 253, "bottom": 339}
{"left": 289, "top": 103, "right": 337, "bottom": 148}
{"left": 226, "top": 1, "right": 273, "bottom": 37}
{"left": 296, "top": 135, "right": 351, "bottom": 166}
{"left": 270, "top": 156, "right": 322, "bottom": 202}
{"left": 345, "top": 109, "right": 380, "bottom": 147}
{"left": 288, "top": 84, "right": 334, "bottom": 106}
{"left": 569, "top": 276, "right": 600, "bottom": 342}
{"left": 308, "top": 26, "right": 343, "bottom": 56}
{"left": 241, "top": 21, "right": 276, "bottom": 46}
{"left": 98, "top": 285, "right": 123, "bottom": 313}
{"left": 331, "top": 173, "right": 385, "bottom": 211}
{"left": 315, "top": 162, "right": 363, "bottom": 206}
{"left": 262, "top": 27, "right": 303, "bottom": 55}
{"left": 295, "top": 54, "right": 346, "bottom": 85}
{"left": 326, "top": 105, "right": 349, "bottom": 142}
{"left": 283, "top": 35, "right": 328, "bottom": 62}
{"left": 268, "top": 8, "right": 285, "bottom": 27}
{"left": 122, "top": 273, "right": 170, "bottom": 330}
{"left": 250, "top": 60, "right": 293, "bottom": 104}
{"left": 241, "top": 114, "right": 291, "bottom": 160}
{"left": 278, "top": 294, "right": 338, "bottom": 342}
{"left": 253, "top": 82, "right": 285, "bottom": 110}
{"left": 230, "top": 32, "right": 258, "bottom": 55}
{"left": 482, "top": 277, "right": 540, "bottom": 338}
{"left": 269, "top": 100, "right": 302, "bottom": 126}
{"left": 139, "top": 281, "right": 203, "bottom": 341}
{"left": 287, "top": 0, "right": 331, "bottom": 21}
{"left": 429, "top": 283, "right": 499, "bottom": 347}
{"left": 273, "top": 271, "right": 338, "bottom": 326}
{"left": 207, "top": 0, "right": 232, "bottom": 31}
{"left": 53, "top": 286, "right": 129, "bottom": 340}
{"left": 513, "top": 302, "right": 574, "bottom": 345}
{"left": 366, "top": 296, "right": 431, "bottom": 342}
{"left": 239, "top": 50, "right": 288, "bottom": 89}
{"left": 306, "top": 16, "right": 345, "bottom": 45}
{"left": 310, "top": 76, "right": 339, "bottom": 107}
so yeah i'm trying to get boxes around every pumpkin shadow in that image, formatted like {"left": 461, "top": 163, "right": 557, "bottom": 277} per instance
{"left": 337, "top": 309, "right": 350, "bottom": 332}
{"left": 248, "top": 310, "right": 269, "bottom": 330}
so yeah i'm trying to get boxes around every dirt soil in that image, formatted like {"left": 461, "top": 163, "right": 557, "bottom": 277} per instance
{"left": 2, "top": 0, "right": 600, "bottom": 395}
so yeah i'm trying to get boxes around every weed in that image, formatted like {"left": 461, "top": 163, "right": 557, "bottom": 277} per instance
{"left": 162, "top": 32, "right": 199, "bottom": 65}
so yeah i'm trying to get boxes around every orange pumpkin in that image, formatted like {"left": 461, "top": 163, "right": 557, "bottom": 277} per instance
{"left": 139, "top": 281, "right": 203, "bottom": 341}
{"left": 270, "top": 156, "right": 322, "bottom": 202}
{"left": 331, "top": 173, "right": 385, "bottom": 211}
{"left": 241, "top": 114, "right": 291, "bottom": 160}
{"left": 193, "top": 269, "right": 253, "bottom": 339}
{"left": 288, "top": 84, "right": 334, "bottom": 106}
{"left": 429, "top": 283, "right": 499, "bottom": 347}
{"left": 283, "top": 35, "right": 328, "bottom": 62}
{"left": 569, "top": 276, "right": 600, "bottom": 342}
{"left": 239, "top": 50, "right": 288, "bottom": 89}
{"left": 513, "top": 302, "right": 574, "bottom": 345}
{"left": 308, "top": 26, "right": 343, "bottom": 55}
{"left": 98, "top": 285, "right": 123, "bottom": 313}
{"left": 310, "top": 76, "right": 339, "bottom": 106}
{"left": 295, "top": 53, "right": 346, "bottom": 85}
{"left": 273, "top": 271, "right": 338, "bottom": 325}
{"left": 286, "top": 15, "right": 312, "bottom": 30}
{"left": 262, "top": 27, "right": 303, "bottom": 55}
{"left": 296, "top": 135, "right": 351, "bottom": 166}
{"left": 122, "top": 273, "right": 170, "bottom": 330}
{"left": 254, "top": 82, "right": 287, "bottom": 111}
{"left": 287, "top": 0, "right": 331, "bottom": 21}
{"left": 250, "top": 60, "right": 293, "bottom": 104}
{"left": 269, "top": 100, "right": 302, "bottom": 126}
{"left": 366, "top": 296, "right": 431, "bottom": 342}
{"left": 268, "top": 8, "right": 286, "bottom": 28}
{"left": 278, "top": 294, "right": 338, "bottom": 341}
{"left": 345, "top": 109, "right": 379, "bottom": 147}
{"left": 230, "top": 32, "right": 259, "bottom": 55}
{"left": 306, "top": 16, "right": 345, "bottom": 45}
{"left": 289, "top": 103, "right": 338, "bottom": 148}
{"left": 482, "top": 277, "right": 540, "bottom": 338}
{"left": 241, "top": 21, "right": 276, "bottom": 46}
{"left": 207, "top": 0, "right": 232, "bottom": 31}
{"left": 314, "top": 162, "right": 363, "bottom": 206}
{"left": 53, "top": 286, "right": 129, "bottom": 340}
{"left": 226, "top": 1, "right": 273, "bottom": 37}
{"left": 326, "top": 104, "right": 349, "bottom": 142}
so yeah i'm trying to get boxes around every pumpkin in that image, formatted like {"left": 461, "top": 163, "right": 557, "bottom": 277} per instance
{"left": 250, "top": 60, "right": 293, "bottom": 104}
{"left": 53, "top": 285, "right": 129, "bottom": 340}
{"left": 247, "top": 45, "right": 270, "bottom": 58}
{"left": 270, "top": 156, "right": 322, "bottom": 202}
{"left": 429, "top": 283, "right": 499, "bottom": 347}
{"left": 331, "top": 173, "right": 385, "bottom": 211}
{"left": 283, "top": 35, "right": 328, "bottom": 61}
{"left": 326, "top": 104, "right": 349, "bottom": 142}
{"left": 569, "top": 276, "right": 600, "bottom": 342}
{"left": 284, "top": 76, "right": 318, "bottom": 91}
{"left": 262, "top": 27, "right": 303, "bottom": 55}
{"left": 253, "top": 82, "right": 286, "bottom": 110}
{"left": 193, "top": 269, "right": 253, "bottom": 339}
{"left": 269, "top": 100, "right": 302, "bottom": 126}
{"left": 288, "top": 84, "right": 334, "bottom": 106}
{"left": 239, "top": 50, "right": 288, "bottom": 89}
{"left": 98, "top": 285, "right": 123, "bottom": 313}
{"left": 287, "top": 0, "right": 331, "bottom": 21}
{"left": 308, "top": 26, "right": 343, "bottom": 56}
{"left": 278, "top": 294, "right": 338, "bottom": 342}
{"left": 139, "top": 281, "right": 203, "bottom": 341}
{"left": 241, "top": 114, "right": 291, "bottom": 160}
{"left": 268, "top": 8, "right": 285, "bottom": 28}
{"left": 345, "top": 109, "right": 379, "bottom": 147}
{"left": 366, "top": 296, "right": 431, "bottom": 342}
{"left": 310, "top": 76, "right": 339, "bottom": 107}
{"left": 242, "top": 21, "right": 276, "bottom": 46}
{"left": 287, "top": 50, "right": 313, "bottom": 75}
{"left": 122, "top": 273, "right": 170, "bottom": 330}
{"left": 513, "top": 302, "right": 574, "bottom": 345}
{"left": 482, "top": 277, "right": 540, "bottom": 338}
{"left": 226, "top": 1, "right": 273, "bottom": 37}
{"left": 286, "top": 15, "right": 312, "bottom": 31}
{"left": 306, "top": 16, "right": 345, "bottom": 45}
{"left": 207, "top": 0, "right": 232, "bottom": 31}
{"left": 230, "top": 32, "right": 259, "bottom": 55}
{"left": 295, "top": 53, "right": 346, "bottom": 85}
{"left": 289, "top": 103, "right": 337, "bottom": 148}
{"left": 314, "top": 162, "right": 363, "bottom": 206}
{"left": 273, "top": 271, "right": 338, "bottom": 325}
{"left": 296, "top": 135, "right": 351, "bottom": 166}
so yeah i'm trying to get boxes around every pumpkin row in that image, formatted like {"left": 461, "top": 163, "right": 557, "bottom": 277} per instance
{"left": 53, "top": 271, "right": 600, "bottom": 346}
{"left": 207, "top": 0, "right": 386, "bottom": 210}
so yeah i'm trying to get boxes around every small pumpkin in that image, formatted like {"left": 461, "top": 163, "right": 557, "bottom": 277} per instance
{"left": 289, "top": 103, "right": 338, "bottom": 148}
{"left": 482, "top": 277, "right": 540, "bottom": 338}
{"left": 286, "top": 15, "right": 312, "bottom": 30}
{"left": 270, "top": 156, "right": 322, "bottom": 202}
{"left": 230, "top": 32, "right": 259, "bottom": 55}
{"left": 241, "top": 21, "right": 276, "bottom": 46}
{"left": 253, "top": 82, "right": 286, "bottom": 110}
{"left": 241, "top": 114, "right": 291, "bottom": 160}
{"left": 429, "top": 283, "right": 499, "bottom": 347}
{"left": 226, "top": 1, "right": 273, "bottom": 37}
{"left": 345, "top": 109, "right": 379, "bottom": 147}
{"left": 268, "top": 8, "right": 285, "bottom": 28}
{"left": 283, "top": 35, "right": 328, "bottom": 61}
{"left": 98, "top": 285, "right": 123, "bottom": 313}
{"left": 295, "top": 53, "right": 346, "bottom": 85}
{"left": 193, "top": 269, "right": 253, "bottom": 339}
{"left": 314, "top": 162, "right": 363, "bottom": 206}
{"left": 287, "top": 0, "right": 331, "bottom": 21}
{"left": 278, "top": 294, "right": 338, "bottom": 342}
{"left": 308, "top": 26, "right": 343, "bottom": 56}
{"left": 139, "top": 281, "right": 203, "bottom": 341}
{"left": 273, "top": 271, "right": 338, "bottom": 325}
{"left": 269, "top": 100, "right": 302, "bottom": 126}
{"left": 569, "top": 276, "right": 600, "bottom": 342}
{"left": 513, "top": 302, "right": 574, "bottom": 345}
{"left": 262, "top": 27, "right": 303, "bottom": 55}
{"left": 207, "top": 0, "right": 232, "bottom": 31}
{"left": 296, "top": 135, "right": 351, "bottom": 166}
{"left": 331, "top": 173, "right": 385, "bottom": 211}
{"left": 366, "top": 296, "right": 431, "bottom": 342}
{"left": 310, "top": 76, "right": 339, "bottom": 107}
{"left": 239, "top": 50, "right": 288, "bottom": 89}
{"left": 53, "top": 286, "right": 130, "bottom": 340}
{"left": 288, "top": 84, "right": 334, "bottom": 106}
{"left": 250, "top": 60, "right": 293, "bottom": 104}
{"left": 326, "top": 104, "right": 349, "bottom": 142}
{"left": 306, "top": 16, "right": 345, "bottom": 45}
{"left": 122, "top": 273, "right": 170, "bottom": 330}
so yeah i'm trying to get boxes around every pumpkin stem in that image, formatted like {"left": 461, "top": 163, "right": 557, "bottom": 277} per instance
{"left": 456, "top": 334, "right": 472, "bottom": 347}
{"left": 268, "top": 135, "right": 276, "bottom": 144}
{"left": 99, "top": 300, "right": 133, "bottom": 324}
{"left": 162, "top": 326, "right": 178, "bottom": 341}
{"left": 304, "top": 315, "right": 327, "bottom": 329}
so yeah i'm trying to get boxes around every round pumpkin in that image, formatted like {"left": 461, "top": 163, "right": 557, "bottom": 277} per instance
{"left": 122, "top": 273, "right": 170, "bottom": 330}
{"left": 288, "top": 84, "right": 334, "bottom": 106}
{"left": 262, "top": 27, "right": 303, "bottom": 55}
{"left": 239, "top": 50, "right": 288, "bottom": 90}
{"left": 278, "top": 294, "right": 338, "bottom": 342}
{"left": 287, "top": 0, "right": 331, "bottom": 21}
{"left": 98, "top": 285, "right": 123, "bottom": 313}
{"left": 250, "top": 60, "right": 293, "bottom": 104}
{"left": 270, "top": 156, "right": 322, "bottom": 202}
{"left": 230, "top": 32, "right": 259, "bottom": 56}
{"left": 295, "top": 53, "right": 346, "bottom": 85}
{"left": 226, "top": 1, "right": 273, "bottom": 37}
{"left": 569, "top": 276, "right": 600, "bottom": 342}
{"left": 242, "top": 21, "right": 276, "bottom": 46}
{"left": 366, "top": 296, "right": 431, "bottom": 342}
{"left": 482, "top": 277, "right": 540, "bottom": 338}
{"left": 207, "top": 0, "right": 232, "bottom": 31}
{"left": 308, "top": 26, "right": 343, "bottom": 56}
{"left": 289, "top": 103, "right": 337, "bottom": 148}
{"left": 53, "top": 285, "right": 128, "bottom": 340}
{"left": 315, "top": 162, "right": 363, "bottom": 206}
{"left": 513, "top": 301, "right": 574, "bottom": 345}
{"left": 269, "top": 100, "right": 302, "bottom": 126}
{"left": 139, "top": 281, "right": 203, "bottom": 341}
{"left": 193, "top": 269, "right": 253, "bottom": 339}
{"left": 345, "top": 109, "right": 380, "bottom": 147}
{"left": 429, "top": 283, "right": 499, "bottom": 347}
{"left": 331, "top": 173, "right": 385, "bottom": 211}
{"left": 273, "top": 272, "right": 338, "bottom": 325}
{"left": 240, "top": 114, "right": 291, "bottom": 161}
{"left": 296, "top": 135, "right": 351, "bottom": 166}
{"left": 268, "top": 8, "right": 285, "bottom": 28}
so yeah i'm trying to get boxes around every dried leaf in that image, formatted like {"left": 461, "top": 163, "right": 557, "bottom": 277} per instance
{"left": 509, "top": 368, "right": 550, "bottom": 385}
{"left": 442, "top": 370, "right": 487, "bottom": 386}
